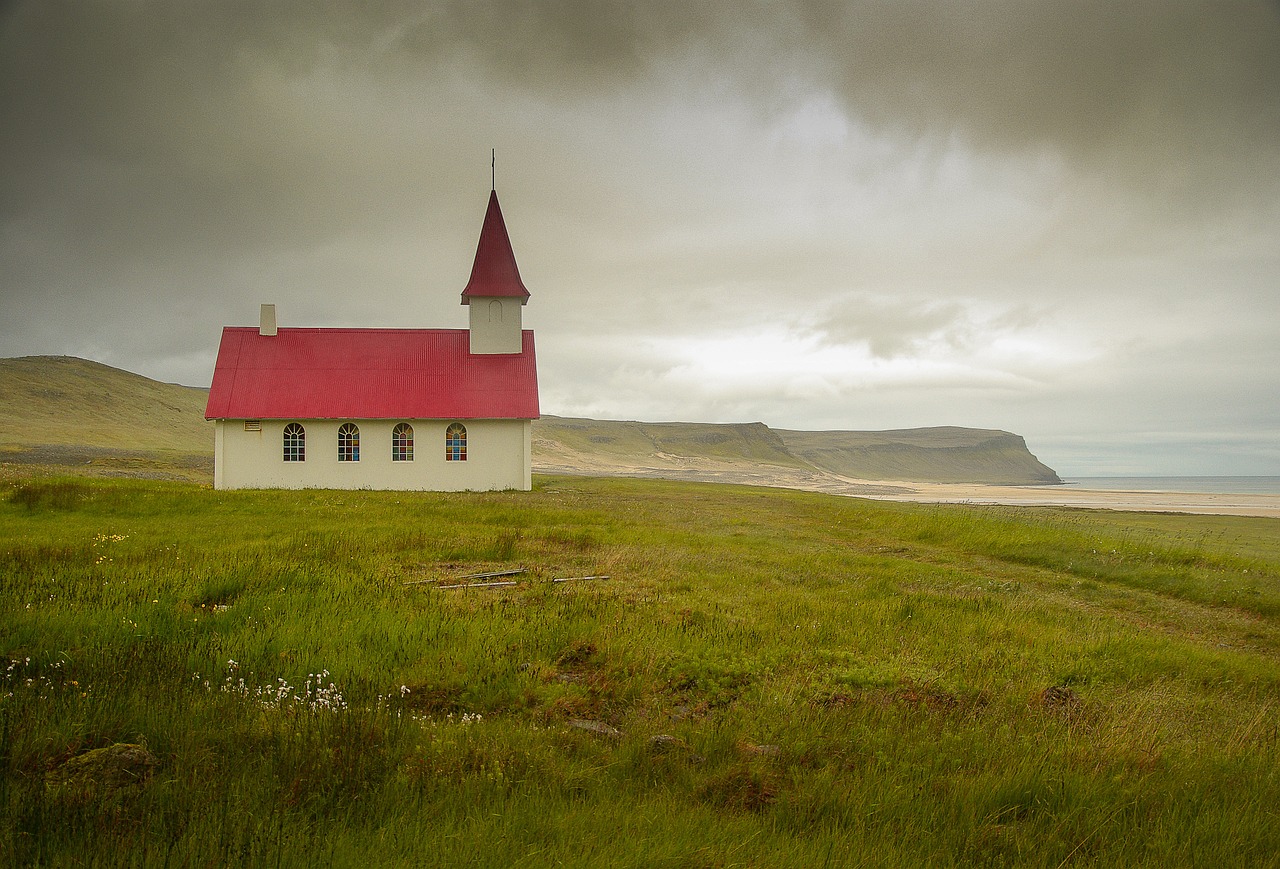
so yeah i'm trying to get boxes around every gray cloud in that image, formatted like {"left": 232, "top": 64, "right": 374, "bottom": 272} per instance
{"left": 815, "top": 295, "right": 977, "bottom": 358}
{"left": 416, "top": 1, "right": 1280, "bottom": 206}
{"left": 7, "top": 1, "right": 1276, "bottom": 251}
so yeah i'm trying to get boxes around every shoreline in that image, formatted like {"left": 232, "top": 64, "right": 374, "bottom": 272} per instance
{"left": 849, "top": 479, "right": 1280, "bottom": 518}
{"left": 534, "top": 462, "right": 1280, "bottom": 518}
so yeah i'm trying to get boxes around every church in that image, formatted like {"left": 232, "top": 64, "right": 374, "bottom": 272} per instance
{"left": 204, "top": 188, "right": 540, "bottom": 491}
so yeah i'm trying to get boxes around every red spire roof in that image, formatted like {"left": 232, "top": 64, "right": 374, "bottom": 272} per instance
{"left": 460, "top": 189, "right": 531, "bottom": 304}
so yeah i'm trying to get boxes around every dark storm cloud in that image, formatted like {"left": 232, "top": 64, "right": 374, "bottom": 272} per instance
{"left": 803, "top": 2, "right": 1280, "bottom": 182}
{"left": 2, "top": 2, "right": 443, "bottom": 250}
{"left": 10, "top": 1, "right": 1278, "bottom": 160}
{"left": 5, "top": 1, "right": 1276, "bottom": 247}
{"left": 412, "top": 1, "right": 1280, "bottom": 200}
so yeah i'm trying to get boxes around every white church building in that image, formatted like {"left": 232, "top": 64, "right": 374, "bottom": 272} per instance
{"left": 204, "top": 188, "right": 540, "bottom": 491}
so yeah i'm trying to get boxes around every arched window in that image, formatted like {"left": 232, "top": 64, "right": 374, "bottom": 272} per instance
{"left": 338, "top": 423, "right": 360, "bottom": 462}
{"left": 282, "top": 423, "right": 305, "bottom": 462}
{"left": 445, "top": 423, "right": 467, "bottom": 462}
{"left": 488, "top": 299, "right": 503, "bottom": 323}
{"left": 392, "top": 423, "right": 414, "bottom": 462}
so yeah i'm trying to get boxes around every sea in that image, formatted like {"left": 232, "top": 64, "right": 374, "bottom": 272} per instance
{"left": 1065, "top": 476, "right": 1280, "bottom": 495}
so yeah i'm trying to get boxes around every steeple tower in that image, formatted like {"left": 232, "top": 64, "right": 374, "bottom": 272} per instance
{"left": 461, "top": 188, "right": 530, "bottom": 354}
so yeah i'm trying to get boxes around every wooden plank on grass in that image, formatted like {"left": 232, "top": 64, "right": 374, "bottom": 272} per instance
{"left": 459, "top": 568, "right": 527, "bottom": 580}
{"left": 438, "top": 580, "right": 520, "bottom": 590}
{"left": 436, "top": 573, "right": 610, "bottom": 590}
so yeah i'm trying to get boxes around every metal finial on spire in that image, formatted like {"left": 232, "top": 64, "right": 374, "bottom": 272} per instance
{"left": 491, "top": 149, "right": 495, "bottom": 190}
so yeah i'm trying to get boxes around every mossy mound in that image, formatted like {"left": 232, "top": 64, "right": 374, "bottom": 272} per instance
{"left": 46, "top": 743, "right": 157, "bottom": 800}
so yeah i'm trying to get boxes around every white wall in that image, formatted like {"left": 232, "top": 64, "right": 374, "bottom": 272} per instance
{"left": 468, "top": 297, "right": 524, "bottom": 354}
{"left": 213, "top": 418, "right": 532, "bottom": 491}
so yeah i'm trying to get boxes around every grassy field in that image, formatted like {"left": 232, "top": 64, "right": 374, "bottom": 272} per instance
{"left": 2, "top": 473, "right": 1279, "bottom": 867}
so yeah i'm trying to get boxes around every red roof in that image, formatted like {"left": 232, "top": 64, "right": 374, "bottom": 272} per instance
{"left": 205, "top": 327, "right": 539, "bottom": 420}
{"left": 460, "top": 190, "right": 531, "bottom": 303}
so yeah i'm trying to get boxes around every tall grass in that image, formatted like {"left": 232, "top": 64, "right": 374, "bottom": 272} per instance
{"left": 2, "top": 474, "right": 1279, "bottom": 866}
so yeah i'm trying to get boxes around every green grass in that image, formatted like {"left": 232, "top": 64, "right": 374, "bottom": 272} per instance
{"left": 2, "top": 473, "right": 1279, "bottom": 867}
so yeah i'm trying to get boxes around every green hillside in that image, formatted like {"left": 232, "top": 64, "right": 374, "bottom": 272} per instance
{"left": 777, "top": 426, "right": 1063, "bottom": 484}
{"left": 0, "top": 356, "right": 212, "bottom": 478}
{"left": 533, "top": 416, "right": 805, "bottom": 469}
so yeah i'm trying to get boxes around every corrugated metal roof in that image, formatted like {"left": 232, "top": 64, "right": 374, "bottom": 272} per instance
{"left": 205, "top": 327, "right": 539, "bottom": 420}
{"left": 460, "top": 189, "right": 531, "bottom": 303}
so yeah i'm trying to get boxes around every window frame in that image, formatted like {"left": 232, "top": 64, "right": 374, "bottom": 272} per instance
{"left": 337, "top": 422, "right": 360, "bottom": 462}
{"left": 282, "top": 423, "right": 306, "bottom": 462}
{"left": 392, "top": 423, "right": 414, "bottom": 462}
{"left": 445, "top": 423, "right": 467, "bottom": 462}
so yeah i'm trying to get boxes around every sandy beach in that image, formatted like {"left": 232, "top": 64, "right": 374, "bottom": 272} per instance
{"left": 853, "top": 480, "right": 1280, "bottom": 518}
{"left": 534, "top": 459, "right": 1280, "bottom": 518}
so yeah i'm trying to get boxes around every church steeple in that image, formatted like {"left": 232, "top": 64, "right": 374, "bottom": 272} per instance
{"left": 460, "top": 189, "right": 531, "bottom": 305}
{"left": 461, "top": 188, "right": 529, "bottom": 354}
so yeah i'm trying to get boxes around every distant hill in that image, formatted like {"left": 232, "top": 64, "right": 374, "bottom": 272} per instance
{"left": 533, "top": 416, "right": 1061, "bottom": 487}
{"left": 777, "top": 426, "right": 1062, "bottom": 485}
{"left": 533, "top": 418, "right": 805, "bottom": 471}
{"left": 0, "top": 356, "right": 212, "bottom": 479}
{"left": 0, "top": 356, "right": 1061, "bottom": 487}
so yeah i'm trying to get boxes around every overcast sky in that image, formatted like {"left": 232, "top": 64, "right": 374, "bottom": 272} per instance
{"left": 3, "top": 1, "right": 1278, "bottom": 476}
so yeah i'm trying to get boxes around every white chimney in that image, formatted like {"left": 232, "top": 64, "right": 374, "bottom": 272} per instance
{"left": 259, "top": 304, "right": 277, "bottom": 337}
